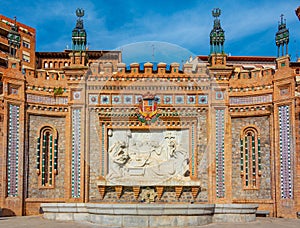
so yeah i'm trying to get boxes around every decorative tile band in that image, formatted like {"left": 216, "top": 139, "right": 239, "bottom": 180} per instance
{"left": 192, "top": 123, "right": 195, "bottom": 176}
{"left": 7, "top": 104, "right": 20, "bottom": 197}
{"left": 215, "top": 109, "right": 225, "bottom": 198}
{"left": 36, "top": 137, "right": 40, "bottom": 171}
{"left": 71, "top": 109, "right": 81, "bottom": 198}
{"left": 98, "top": 94, "right": 208, "bottom": 105}
{"left": 278, "top": 105, "right": 293, "bottom": 199}
{"left": 101, "top": 123, "right": 105, "bottom": 176}
{"left": 27, "top": 94, "right": 68, "bottom": 105}
{"left": 230, "top": 94, "right": 272, "bottom": 105}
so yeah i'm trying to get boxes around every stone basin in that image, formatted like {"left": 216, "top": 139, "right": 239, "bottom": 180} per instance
{"left": 41, "top": 203, "right": 258, "bottom": 227}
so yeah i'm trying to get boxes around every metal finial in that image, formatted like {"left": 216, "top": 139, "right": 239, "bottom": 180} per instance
{"left": 212, "top": 8, "right": 221, "bottom": 18}
{"left": 280, "top": 14, "right": 284, "bottom": 23}
{"left": 76, "top": 8, "right": 84, "bottom": 18}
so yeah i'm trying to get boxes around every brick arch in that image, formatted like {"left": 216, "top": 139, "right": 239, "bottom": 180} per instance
{"left": 239, "top": 125, "right": 261, "bottom": 189}
{"left": 36, "top": 125, "right": 58, "bottom": 188}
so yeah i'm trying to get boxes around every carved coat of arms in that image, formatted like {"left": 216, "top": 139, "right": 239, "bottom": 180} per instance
{"left": 137, "top": 94, "right": 160, "bottom": 123}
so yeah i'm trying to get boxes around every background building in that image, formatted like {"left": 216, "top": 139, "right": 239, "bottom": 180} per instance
{"left": 0, "top": 9, "right": 299, "bottom": 219}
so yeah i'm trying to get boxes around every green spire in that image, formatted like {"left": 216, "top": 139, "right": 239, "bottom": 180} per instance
{"left": 7, "top": 17, "right": 21, "bottom": 57}
{"left": 72, "top": 8, "right": 87, "bottom": 51}
{"left": 210, "top": 8, "right": 225, "bottom": 54}
{"left": 275, "top": 14, "right": 289, "bottom": 57}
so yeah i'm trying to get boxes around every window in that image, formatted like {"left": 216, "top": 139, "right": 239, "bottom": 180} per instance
{"left": 36, "top": 126, "right": 58, "bottom": 188}
{"left": 22, "top": 37, "right": 30, "bottom": 48}
{"left": 23, "top": 53, "right": 30, "bottom": 63}
{"left": 22, "top": 40, "right": 30, "bottom": 48}
{"left": 240, "top": 126, "right": 261, "bottom": 189}
{"left": 10, "top": 47, "right": 17, "bottom": 57}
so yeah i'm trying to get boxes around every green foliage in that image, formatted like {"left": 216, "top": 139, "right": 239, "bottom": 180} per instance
{"left": 53, "top": 87, "right": 63, "bottom": 96}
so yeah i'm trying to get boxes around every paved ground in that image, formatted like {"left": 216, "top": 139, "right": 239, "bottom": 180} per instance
{"left": 0, "top": 216, "right": 300, "bottom": 228}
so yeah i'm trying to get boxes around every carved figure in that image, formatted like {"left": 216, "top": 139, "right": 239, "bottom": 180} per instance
{"left": 106, "top": 130, "right": 190, "bottom": 185}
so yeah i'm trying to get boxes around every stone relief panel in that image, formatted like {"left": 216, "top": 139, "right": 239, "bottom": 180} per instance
{"left": 106, "top": 129, "right": 190, "bottom": 185}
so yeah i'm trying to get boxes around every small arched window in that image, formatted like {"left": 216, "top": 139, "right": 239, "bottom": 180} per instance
{"left": 240, "top": 126, "right": 261, "bottom": 189}
{"left": 36, "top": 126, "right": 58, "bottom": 188}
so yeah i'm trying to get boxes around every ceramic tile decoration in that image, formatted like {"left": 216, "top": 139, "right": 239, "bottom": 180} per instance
{"left": 7, "top": 104, "right": 20, "bottom": 197}
{"left": 71, "top": 109, "right": 81, "bottom": 198}
{"left": 215, "top": 109, "right": 225, "bottom": 198}
{"left": 73, "top": 91, "right": 81, "bottom": 100}
{"left": 163, "top": 95, "right": 173, "bottom": 104}
{"left": 135, "top": 95, "right": 143, "bottom": 104}
{"left": 198, "top": 95, "right": 208, "bottom": 104}
{"left": 27, "top": 94, "right": 68, "bottom": 105}
{"left": 215, "top": 91, "right": 224, "bottom": 100}
{"left": 100, "top": 95, "right": 110, "bottom": 104}
{"left": 230, "top": 94, "right": 272, "bottom": 105}
{"left": 175, "top": 95, "right": 184, "bottom": 104}
{"left": 187, "top": 95, "right": 196, "bottom": 104}
{"left": 124, "top": 95, "right": 133, "bottom": 104}
{"left": 89, "top": 94, "right": 98, "bottom": 105}
{"left": 278, "top": 105, "right": 293, "bottom": 199}
{"left": 112, "top": 95, "right": 122, "bottom": 105}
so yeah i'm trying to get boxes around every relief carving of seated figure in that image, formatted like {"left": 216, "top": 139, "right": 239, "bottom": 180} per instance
{"left": 106, "top": 131, "right": 190, "bottom": 184}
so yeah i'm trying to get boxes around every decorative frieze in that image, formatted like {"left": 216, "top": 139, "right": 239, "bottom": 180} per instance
{"left": 278, "top": 105, "right": 293, "bottom": 199}
{"left": 27, "top": 94, "right": 68, "bottom": 105}
{"left": 229, "top": 105, "right": 272, "bottom": 113}
{"left": 71, "top": 109, "right": 81, "bottom": 198}
{"left": 97, "top": 94, "right": 209, "bottom": 106}
{"left": 229, "top": 84, "right": 273, "bottom": 92}
{"left": 27, "top": 105, "right": 68, "bottom": 112}
{"left": 87, "top": 85, "right": 210, "bottom": 91}
{"left": 7, "top": 104, "right": 20, "bottom": 197}
{"left": 229, "top": 94, "right": 272, "bottom": 105}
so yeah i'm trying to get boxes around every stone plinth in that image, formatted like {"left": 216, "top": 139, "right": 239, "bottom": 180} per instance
{"left": 213, "top": 204, "right": 258, "bottom": 223}
{"left": 41, "top": 203, "right": 258, "bottom": 227}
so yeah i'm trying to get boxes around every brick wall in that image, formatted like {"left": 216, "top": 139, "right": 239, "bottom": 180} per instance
{"left": 88, "top": 111, "right": 101, "bottom": 201}
{"left": 196, "top": 112, "right": 208, "bottom": 201}
{"left": 27, "top": 115, "right": 66, "bottom": 199}
{"left": 231, "top": 116, "right": 272, "bottom": 200}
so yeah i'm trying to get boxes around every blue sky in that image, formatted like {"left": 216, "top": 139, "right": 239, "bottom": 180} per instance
{"left": 1, "top": 0, "right": 299, "bottom": 64}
